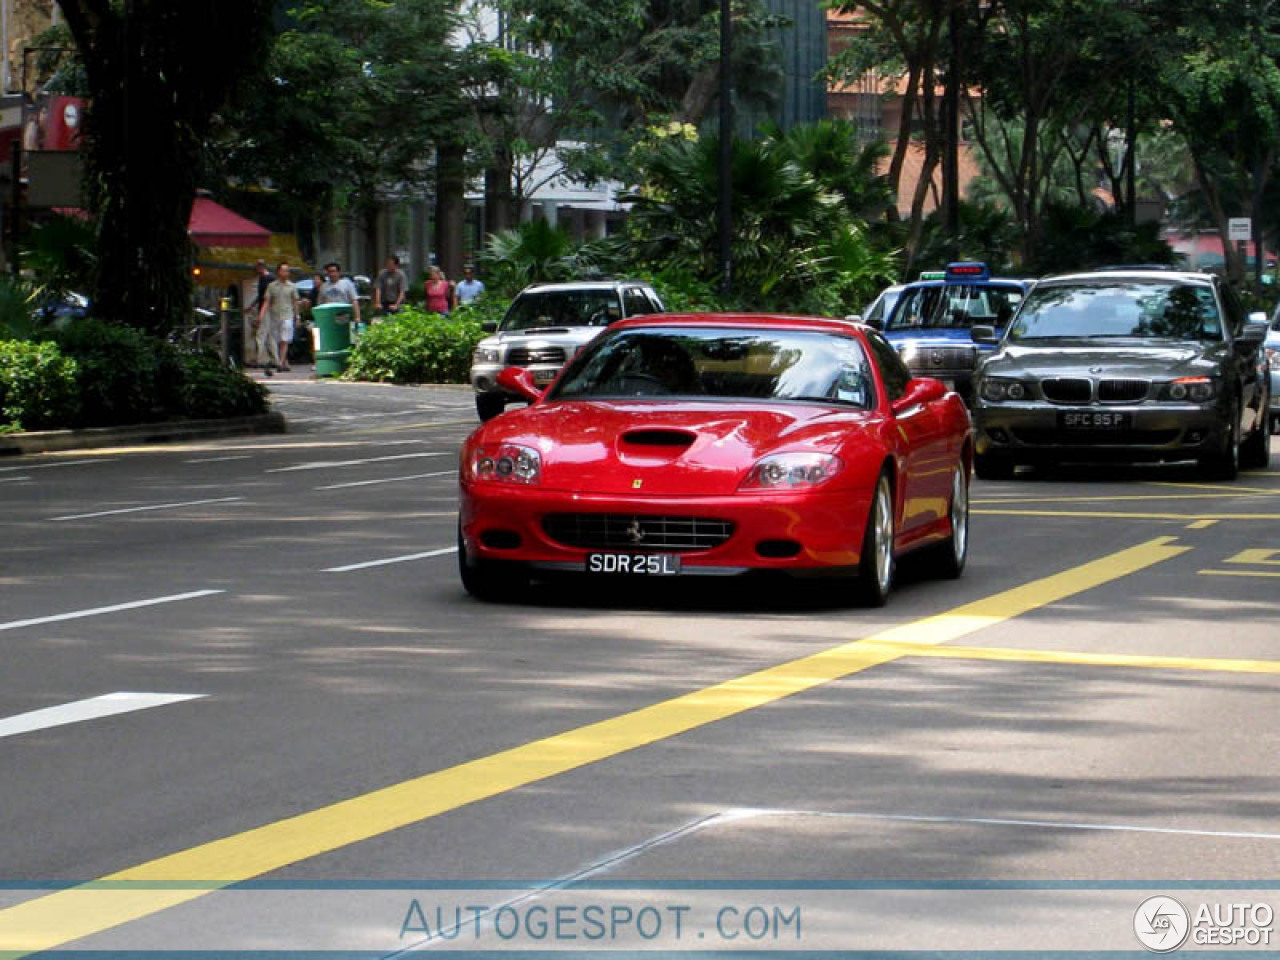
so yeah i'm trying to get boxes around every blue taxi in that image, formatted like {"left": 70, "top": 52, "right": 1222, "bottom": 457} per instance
{"left": 878, "top": 263, "right": 1029, "bottom": 400}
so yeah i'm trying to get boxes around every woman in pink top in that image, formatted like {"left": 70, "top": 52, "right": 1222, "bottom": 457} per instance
{"left": 424, "top": 267, "right": 455, "bottom": 315}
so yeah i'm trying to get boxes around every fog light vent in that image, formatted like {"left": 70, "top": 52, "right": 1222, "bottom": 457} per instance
{"left": 480, "top": 530, "right": 522, "bottom": 550}
{"left": 756, "top": 539, "right": 802, "bottom": 559}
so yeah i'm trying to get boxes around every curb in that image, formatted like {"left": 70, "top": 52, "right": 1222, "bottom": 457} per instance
{"left": 0, "top": 412, "right": 288, "bottom": 456}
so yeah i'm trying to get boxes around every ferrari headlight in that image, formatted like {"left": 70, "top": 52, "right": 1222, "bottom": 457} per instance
{"left": 740, "top": 453, "right": 842, "bottom": 491}
{"left": 1162, "top": 377, "right": 1217, "bottom": 402}
{"left": 979, "top": 378, "right": 1028, "bottom": 402}
{"left": 469, "top": 443, "right": 541, "bottom": 485}
{"left": 472, "top": 346, "right": 501, "bottom": 365}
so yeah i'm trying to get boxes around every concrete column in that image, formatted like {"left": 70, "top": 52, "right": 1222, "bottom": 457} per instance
{"left": 410, "top": 201, "right": 428, "bottom": 286}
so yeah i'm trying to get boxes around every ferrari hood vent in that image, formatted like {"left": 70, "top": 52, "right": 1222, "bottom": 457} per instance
{"left": 619, "top": 429, "right": 697, "bottom": 450}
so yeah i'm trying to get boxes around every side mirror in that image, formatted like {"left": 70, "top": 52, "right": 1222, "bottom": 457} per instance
{"left": 892, "top": 377, "right": 948, "bottom": 416}
{"left": 1237, "top": 319, "right": 1268, "bottom": 347}
{"left": 481, "top": 320, "right": 497, "bottom": 333}
{"left": 843, "top": 314, "right": 863, "bottom": 325}
{"left": 496, "top": 366, "right": 544, "bottom": 403}
{"left": 971, "top": 324, "right": 999, "bottom": 345}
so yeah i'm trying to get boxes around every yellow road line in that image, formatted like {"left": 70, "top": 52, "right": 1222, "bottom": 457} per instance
{"left": 1199, "top": 569, "right": 1280, "bottom": 579}
{"left": 974, "top": 509, "right": 1280, "bottom": 521}
{"left": 865, "top": 641, "right": 1280, "bottom": 675}
{"left": 972, "top": 493, "right": 1248, "bottom": 505}
{"left": 1148, "top": 481, "right": 1280, "bottom": 495}
{"left": 1186, "top": 520, "right": 1219, "bottom": 529}
{"left": 0, "top": 537, "right": 1188, "bottom": 957}
{"left": 1225, "top": 549, "right": 1280, "bottom": 565}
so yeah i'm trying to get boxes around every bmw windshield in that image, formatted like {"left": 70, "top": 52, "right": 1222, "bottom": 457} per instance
{"left": 1009, "top": 281, "right": 1224, "bottom": 342}
{"left": 549, "top": 328, "right": 876, "bottom": 408}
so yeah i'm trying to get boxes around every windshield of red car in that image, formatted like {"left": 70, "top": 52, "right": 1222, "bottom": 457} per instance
{"left": 500, "top": 290, "right": 621, "bottom": 331}
{"left": 548, "top": 328, "right": 876, "bottom": 407}
{"left": 1009, "top": 282, "right": 1224, "bottom": 341}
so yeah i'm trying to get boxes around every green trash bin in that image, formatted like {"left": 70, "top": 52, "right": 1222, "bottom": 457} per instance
{"left": 311, "top": 302, "right": 354, "bottom": 377}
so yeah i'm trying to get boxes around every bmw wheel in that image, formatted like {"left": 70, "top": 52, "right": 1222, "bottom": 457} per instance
{"left": 1200, "top": 405, "right": 1240, "bottom": 481}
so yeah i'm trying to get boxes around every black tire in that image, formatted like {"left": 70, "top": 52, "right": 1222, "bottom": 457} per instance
{"left": 457, "top": 525, "right": 527, "bottom": 601}
{"left": 476, "top": 393, "right": 506, "bottom": 421}
{"left": 973, "top": 452, "right": 1015, "bottom": 481}
{"left": 1199, "top": 406, "right": 1240, "bottom": 481}
{"left": 923, "top": 463, "right": 969, "bottom": 580}
{"left": 855, "top": 472, "right": 896, "bottom": 607}
{"left": 1241, "top": 409, "right": 1271, "bottom": 470}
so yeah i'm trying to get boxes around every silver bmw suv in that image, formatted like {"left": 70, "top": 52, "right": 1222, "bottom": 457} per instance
{"left": 470, "top": 280, "right": 665, "bottom": 420}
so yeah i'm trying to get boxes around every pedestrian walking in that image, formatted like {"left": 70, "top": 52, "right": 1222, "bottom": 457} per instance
{"left": 424, "top": 266, "right": 455, "bottom": 316}
{"left": 456, "top": 264, "right": 485, "bottom": 306}
{"left": 373, "top": 255, "right": 408, "bottom": 318}
{"left": 257, "top": 261, "right": 299, "bottom": 375}
{"left": 319, "top": 261, "right": 362, "bottom": 326}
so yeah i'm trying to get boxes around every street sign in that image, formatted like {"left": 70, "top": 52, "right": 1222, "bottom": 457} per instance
{"left": 1229, "top": 217, "right": 1252, "bottom": 241}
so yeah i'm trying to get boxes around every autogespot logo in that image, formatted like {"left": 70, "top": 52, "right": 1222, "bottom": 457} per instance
{"left": 1135, "top": 896, "right": 1191, "bottom": 952}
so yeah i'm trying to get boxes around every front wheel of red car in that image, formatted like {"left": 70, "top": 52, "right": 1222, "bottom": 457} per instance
{"left": 855, "top": 472, "right": 896, "bottom": 607}
{"left": 923, "top": 463, "right": 969, "bottom": 580}
{"left": 457, "top": 525, "right": 528, "bottom": 601}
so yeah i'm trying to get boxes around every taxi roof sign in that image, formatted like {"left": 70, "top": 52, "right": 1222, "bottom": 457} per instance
{"left": 945, "top": 261, "right": 989, "bottom": 282}
{"left": 918, "top": 270, "right": 945, "bottom": 281}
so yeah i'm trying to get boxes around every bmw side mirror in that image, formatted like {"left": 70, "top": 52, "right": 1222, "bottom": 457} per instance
{"left": 971, "top": 324, "right": 999, "bottom": 345}
{"left": 1237, "top": 319, "right": 1268, "bottom": 347}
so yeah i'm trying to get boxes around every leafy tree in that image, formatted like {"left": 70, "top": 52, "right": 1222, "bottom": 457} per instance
{"left": 58, "top": 0, "right": 276, "bottom": 334}
{"left": 1162, "top": 0, "right": 1280, "bottom": 282}
{"left": 216, "top": 0, "right": 460, "bottom": 270}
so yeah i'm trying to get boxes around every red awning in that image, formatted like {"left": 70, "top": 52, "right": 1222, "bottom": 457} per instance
{"left": 188, "top": 196, "right": 270, "bottom": 248}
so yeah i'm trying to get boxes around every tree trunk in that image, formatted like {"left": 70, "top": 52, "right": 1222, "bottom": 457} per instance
{"left": 59, "top": 0, "right": 275, "bottom": 336}
{"left": 436, "top": 141, "right": 467, "bottom": 281}
{"left": 484, "top": 145, "right": 516, "bottom": 237}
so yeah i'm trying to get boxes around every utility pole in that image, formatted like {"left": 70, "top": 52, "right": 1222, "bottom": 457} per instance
{"left": 717, "top": 0, "right": 732, "bottom": 298}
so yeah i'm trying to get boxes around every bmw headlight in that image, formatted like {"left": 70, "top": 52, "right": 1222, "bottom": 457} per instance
{"left": 468, "top": 443, "right": 541, "bottom": 485}
{"left": 979, "top": 378, "right": 1029, "bottom": 402}
{"left": 740, "top": 453, "right": 843, "bottom": 491}
{"left": 1161, "top": 377, "right": 1217, "bottom": 403}
{"left": 472, "top": 346, "right": 501, "bottom": 365}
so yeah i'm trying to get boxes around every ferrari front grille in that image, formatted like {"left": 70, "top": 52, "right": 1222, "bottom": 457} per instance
{"left": 542, "top": 514, "right": 735, "bottom": 552}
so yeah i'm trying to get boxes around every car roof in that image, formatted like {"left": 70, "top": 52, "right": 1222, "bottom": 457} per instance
{"left": 898, "top": 278, "right": 1029, "bottom": 291}
{"left": 1036, "top": 269, "right": 1215, "bottom": 285}
{"left": 608, "top": 312, "right": 865, "bottom": 336}
{"left": 520, "top": 280, "right": 653, "bottom": 293}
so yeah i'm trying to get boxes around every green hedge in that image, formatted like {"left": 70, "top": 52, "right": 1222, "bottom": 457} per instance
{"left": 0, "top": 317, "right": 269, "bottom": 431}
{"left": 344, "top": 305, "right": 490, "bottom": 384}
{"left": 0, "top": 340, "right": 80, "bottom": 431}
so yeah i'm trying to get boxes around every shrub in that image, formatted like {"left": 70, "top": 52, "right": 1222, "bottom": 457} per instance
{"left": 46, "top": 317, "right": 170, "bottom": 426}
{"left": 344, "top": 307, "right": 486, "bottom": 384}
{"left": 0, "top": 339, "right": 81, "bottom": 430}
{"left": 171, "top": 348, "right": 269, "bottom": 419}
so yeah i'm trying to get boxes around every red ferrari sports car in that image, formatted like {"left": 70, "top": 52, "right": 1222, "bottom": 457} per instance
{"left": 457, "top": 314, "right": 973, "bottom": 605}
